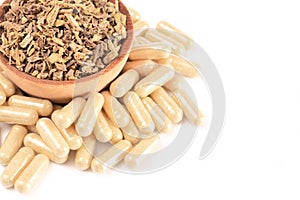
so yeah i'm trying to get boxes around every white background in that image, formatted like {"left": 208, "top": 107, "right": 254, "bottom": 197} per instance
{"left": 1, "top": 0, "right": 300, "bottom": 199}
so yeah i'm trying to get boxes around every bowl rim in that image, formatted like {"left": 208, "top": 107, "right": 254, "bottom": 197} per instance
{"left": 0, "top": 0, "right": 134, "bottom": 85}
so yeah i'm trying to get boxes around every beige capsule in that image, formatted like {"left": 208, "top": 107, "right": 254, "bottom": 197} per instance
{"left": 0, "top": 106, "right": 38, "bottom": 125}
{"left": 109, "top": 70, "right": 139, "bottom": 98}
{"left": 156, "top": 21, "right": 193, "bottom": 49}
{"left": 134, "top": 65, "right": 175, "bottom": 98}
{"left": 55, "top": 97, "right": 86, "bottom": 129}
{"left": 75, "top": 93, "right": 103, "bottom": 137}
{"left": 164, "top": 74, "right": 190, "bottom": 92}
{"left": 0, "top": 88, "right": 6, "bottom": 105}
{"left": 121, "top": 118, "right": 140, "bottom": 145}
{"left": 133, "top": 20, "right": 149, "bottom": 31}
{"left": 169, "top": 53, "right": 199, "bottom": 77}
{"left": 36, "top": 118, "right": 70, "bottom": 158}
{"left": 23, "top": 133, "right": 68, "bottom": 164}
{"left": 75, "top": 134, "right": 96, "bottom": 170}
{"left": 154, "top": 57, "right": 173, "bottom": 65}
{"left": 52, "top": 110, "right": 83, "bottom": 150}
{"left": 0, "top": 73, "right": 15, "bottom": 97}
{"left": 128, "top": 8, "right": 141, "bottom": 23}
{"left": 172, "top": 90, "right": 205, "bottom": 126}
{"left": 102, "top": 91, "right": 130, "bottom": 128}
{"left": 1, "top": 147, "right": 35, "bottom": 188}
{"left": 142, "top": 97, "right": 172, "bottom": 133}
{"left": 93, "top": 110, "right": 112, "bottom": 143}
{"left": 123, "top": 60, "right": 156, "bottom": 77}
{"left": 150, "top": 87, "right": 183, "bottom": 123}
{"left": 0, "top": 125, "right": 27, "bottom": 165}
{"left": 8, "top": 95, "right": 53, "bottom": 116}
{"left": 91, "top": 140, "right": 132, "bottom": 173}
{"left": 129, "top": 43, "right": 171, "bottom": 61}
{"left": 134, "top": 36, "right": 151, "bottom": 46}
{"left": 15, "top": 154, "right": 49, "bottom": 193}
{"left": 102, "top": 112, "right": 123, "bottom": 144}
{"left": 124, "top": 135, "right": 160, "bottom": 168}
{"left": 123, "top": 92, "right": 154, "bottom": 134}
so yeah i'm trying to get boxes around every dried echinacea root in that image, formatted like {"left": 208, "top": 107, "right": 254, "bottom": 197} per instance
{"left": 0, "top": 0, "right": 127, "bottom": 81}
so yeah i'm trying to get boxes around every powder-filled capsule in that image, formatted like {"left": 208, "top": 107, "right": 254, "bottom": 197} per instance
{"left": 0, "top": 88, "right": 6, "bottom": 105}
{"left": 123, "top": 60, "right": 156, "bottom": 77}
{"left": 169, "top": 53, "right": 199, "bottom": 77}
{"left": 133, "top": 20, "right": 149, "bottom": 31}
{"left": 93, "top": 110, "right": 112, "bottom": 143}
{"left": 0, "top": 125, "right": 27, "bottom": 165}
{"left": 150, "top": 87, "right": 183, "bottom": 123}
{"left": 75, "top": 135, "right": 96, "bottom": 170}
{"left": 121, "top": 117, "right": 140, "bottom": 145}
{"left": 76, "top": 93, "right": 103, "bottom": 137}
{"left": 0, "top": 106, "right": 38, "bottom": 125}
{"left": 91, "top": 140, "right": 132, "bottom": 173}
{"left": 0, "top": 73, "right": 15, "bottom": 97}
{"left": 102, "top": 112, "right": 123, "bottom": 144}
{"left": 15, "top": 154, "right": 49, "bottom": 193}
{"left": 1, "top": 147, "right": 35, "bottom": 188}
{"left": 128, "top": 8, "right": 141, "bottom": 23}
{"left": 8, "top": 95, "right": 53, "bottom": 116}
{"left": 129, "top": 43, "right": 171, "bottom": 61}
{"left": 36, "top": 118, "right": 70, "bottom": 158}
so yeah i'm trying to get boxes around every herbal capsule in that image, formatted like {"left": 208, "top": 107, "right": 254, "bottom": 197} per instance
{"left": 169, "top": 53, "right": 199, "bottom": 77}
{"left": 134, "top": 65, "right": 174, "bottom": 98}
{"left": 102, "top": 112, "right": 123, "bottom": 144}
{"left": 154, "top": 57, "right": 172, "bottom": 65}
{"left": 15, "top": 154, "right": 49, "bottom": 193}
{"left": 109, "top": 70, "right": 139, "bottom": 98}
{"left": 91, "top": 140, "right": 132, "bottom": 173}
{"left": 0, "top": 88, "right": 6, "bottom": 105}
{"left": 123, "top": 60, "right": 156, "bottom": 77}
{"left": 134, "top": 36, "right": 151, "bottom": 46}
{"left": 144, "top": 29, "right": 185, "bottom": 54}
{"left": 172, "top": 90, "right": 205, "bottom": 126}
{"left": 164, "top": 74, "right": 190, "bottom": 92}
{"left": 0, "top": 125, "right": 27, "bottom": 165}
{"left": 123, "top": 92, "right": 154, "bottom": 134}
{"left": 156, "top": 21, "right": 193, "bottom": 49}
{"left": 1, "top": 147, "right": 35, "bottom": 188}
{"left": 142, "top": 97, "right": 172, "bottom": 133}
{"left": 76, "top": 93, "right": 104, "bottom": 137}
{"left": 129, "top": 43, "right": 171, "bottom": 60}
{"left": 55, "top": 97, "right": 86, "bottom": 129}
{"left": 93, "top": 110, "right": 112, "bottom": 143}
{"left": 0, "top": 73, "right": 15, "bottom": 97}
{"left": 52, "top": 110, "right": 83, "bottom": 150}
{"left": 8, "top": 95, "right": 53, "bottom": 116}
{"left": 121, "top": 118, "right": 140, "bottom": 145}
{"left": 23, "top": 133, "right": 67, "bottom": 164}
{"left": 36, "top": 118, "right": 70, "bottom": 158}
{"left": 0, "top": 106, "right": 38, "bottom": 125}
{"left": 150, "top": 87, "right": 183, "bottom": 123}
{"left": 102, "top": 91, "right": 130, "bottom": 128}
{"left": 133, "top": 20, "right": 149, "bottom": 31}
{"left": 75, "top": 135, "right": 96, "bottom": 170}
{"left": 124, "top": 135, "right": 160, "bottom": 168}
{"left": 128, "top": 8, "right": 141, "bottom": 23}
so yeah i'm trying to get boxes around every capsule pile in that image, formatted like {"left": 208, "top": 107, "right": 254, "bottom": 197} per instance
{"left": 0, "top": 8, "right": 204, "bottom": 193}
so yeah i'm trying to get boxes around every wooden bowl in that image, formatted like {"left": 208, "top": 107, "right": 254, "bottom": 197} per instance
{"left": 0, "top": 0, "right": 134, "bottom": 103}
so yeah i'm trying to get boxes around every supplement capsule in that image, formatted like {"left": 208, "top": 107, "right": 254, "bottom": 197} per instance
{"left": 15, "top": 154, "right": 49, "bottom": 193}
{"left": 75, "top": 135, "right": 96, "bottom": 170}
{"left": 110, "top": 70, "right": 139, "bottom": 98}
{"left": 93, "top": 110, "right": 112, "bottom": 143}
{"left": 129, "top": 43, "right": 171, "bottom": 61}
{"left": 134, "top": 36, "right": 151, "bottom": 46}
{"left": 36, "top": 118, "right": 70, "bottom": 158}
{"left": 0, "top": 106, "right": 38, "bottom": 125}
{"left": 169, "top": 53, "right": 199, "bottom": 77}
{"left": 123, "top": 92, "right": 154, "bottom": 134}
{"left": 164, "top": 74, "right": 190, "bottom": 92}
{"left": 124, "top": 135, "right": 160, "bottom": 168}
{"left": 102, "top": 112, "right": 123, "bottom": 144}
{"left": 1, "top": 147, "right": 35, "bottom": 188}
{"left": 134, "top": 65, "right": 175, "bottom": 98}
{"left": 133, "top": 20, "right": 149, "bottom": 31}
{"left": 0, "top": 73, "right": 15, "bottom": 97}
{"left": 24, "top": 133, "right": 68, "bottom": 164}
{"left": 150, "top": 87, "right": 183, "bottom": 123}
{"left": 156, "top": 21, "right": 193, "bottom": 49}
{"left": 128, "top": 8, "right": 141, "bottom": 23}
{"left": 0, "top": 125, "right": 27, "bottom": 165}
{"left": 102, "top": 91, "right": 130, "bottom": 128}
{"left": 8, "top": 95, "right": 53, "bottom": 116}
{"left": 121, "top": 118, "right": 140, "bottom": 145}
{"left": 0, "top": 88, "right": 6, "bottom": 105}
{"left": 55, "top": 97, "right": 86, "bottom": 129}
{"left": 142, "top": 97, "right": 172, "bottom": 133}
{"left": 154, "top": 57, "right": 173, "bottom": 65}
{"left": 172, "top": 90, "right": 205, "bottom": 126}
{"left": 123, "top": 60, "right": 156, "bottom": 77}
{"left": 91, "top": 140, "right": 132, "bottom": 173}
